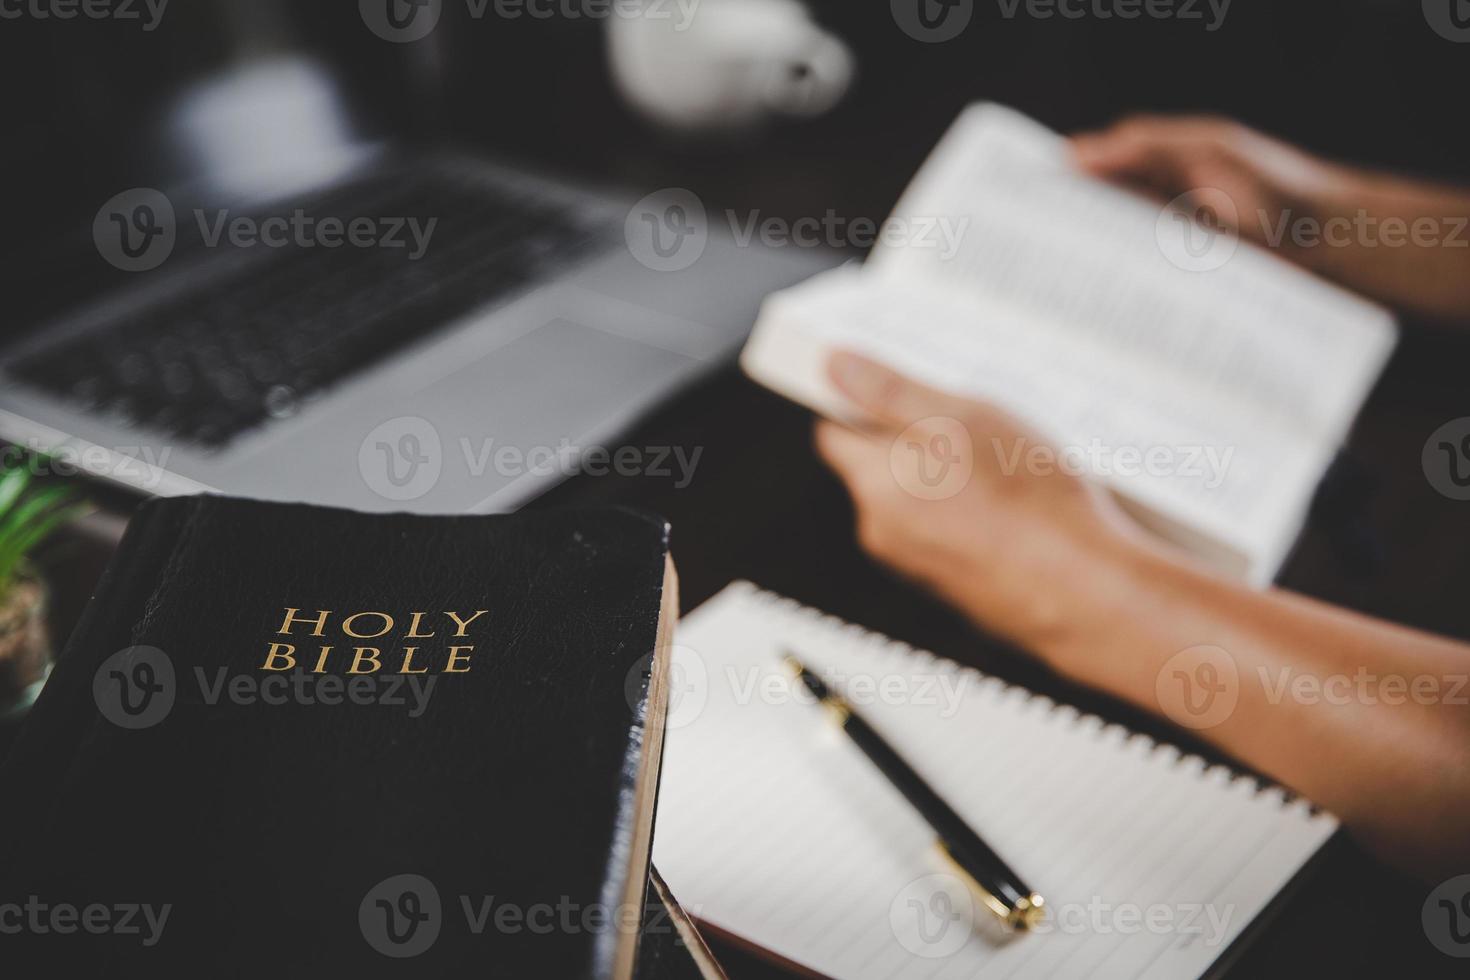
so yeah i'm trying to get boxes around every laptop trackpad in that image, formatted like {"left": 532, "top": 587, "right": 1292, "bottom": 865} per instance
{"left": 370, "top": 318, "right": 699, "bottom": 511}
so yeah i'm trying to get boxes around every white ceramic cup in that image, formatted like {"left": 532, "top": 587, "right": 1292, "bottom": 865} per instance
{"left": 607, "top": 0, "right": 855, "bottom": 134}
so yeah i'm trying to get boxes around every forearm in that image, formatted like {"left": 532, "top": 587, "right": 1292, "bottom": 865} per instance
{"left": 1290, "top": 166, "right": 1470, "bottom": 325}
{"left": 1021, "top": 539, "right": 1470, "bottom": 877}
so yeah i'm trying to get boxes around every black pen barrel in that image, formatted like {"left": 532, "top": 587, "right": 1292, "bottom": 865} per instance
{"left": 841, "top": 711, "right": 1031, "bottom": 908}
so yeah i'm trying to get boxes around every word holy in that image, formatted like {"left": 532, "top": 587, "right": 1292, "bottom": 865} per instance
{"left": 262, "top": 608, "right": 488, "bottom": 675}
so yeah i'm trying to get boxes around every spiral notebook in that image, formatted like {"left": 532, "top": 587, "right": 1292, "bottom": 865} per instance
{"left": 653, "top": 583, "right": 1338, "bottom": 979}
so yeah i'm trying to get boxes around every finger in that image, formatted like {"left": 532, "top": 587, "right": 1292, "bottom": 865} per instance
{"left": 827, "top": 351, "right": 974, "bottom": 432}
{"left": 813, "top": 418, "right": 882, "bottom": 479}
{"left": 1071, "top": 116, "right": 1223, "bottom": 195}
{"left": 1073, "top": 134, "right": 1190, "bottom": 194}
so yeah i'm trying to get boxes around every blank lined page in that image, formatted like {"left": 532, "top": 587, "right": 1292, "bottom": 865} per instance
{"left": 654, "top": 584, "right": 1337, "bottom": 980}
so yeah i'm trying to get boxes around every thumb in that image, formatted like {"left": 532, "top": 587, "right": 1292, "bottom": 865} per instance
{"left": 828, "top": 351, "right": 972, "bottom": 430}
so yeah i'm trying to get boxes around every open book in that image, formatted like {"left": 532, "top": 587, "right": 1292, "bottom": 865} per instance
{"left": 741, "top": 104, "right": 1398, "bottom": 584}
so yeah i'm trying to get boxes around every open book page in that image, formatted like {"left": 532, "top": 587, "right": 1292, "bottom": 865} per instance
{"left": 871, "top": 104, "right": 1397, "bottom": 445}
{"left": 742, "top": 104, "right": 1398, "bottom": 582}
{"left": 745, "top": 268, "right": 1319, "bottom": 578}
{"left": 654, "top": 584, "right": 1339, "bottom": 980}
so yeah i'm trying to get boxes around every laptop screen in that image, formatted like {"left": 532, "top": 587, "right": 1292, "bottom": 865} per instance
{"left": 6, "top": 2, "right": 449, "bottom": 223}
{"left": 0, "top": 1, "right": 480, "bottom": 333}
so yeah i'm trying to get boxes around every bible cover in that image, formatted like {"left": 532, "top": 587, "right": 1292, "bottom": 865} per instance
{"left": 0, "top": 496, "right": 676, "bottom": 978}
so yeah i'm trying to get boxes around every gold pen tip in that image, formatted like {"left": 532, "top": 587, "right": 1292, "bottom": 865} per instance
{"left": 1012, "top": 893, "right": 1046, "bottom": 930}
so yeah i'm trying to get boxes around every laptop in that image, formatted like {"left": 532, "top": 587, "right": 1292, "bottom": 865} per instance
{"left": 0, "top": 4, "right": 838, "bottom": 513}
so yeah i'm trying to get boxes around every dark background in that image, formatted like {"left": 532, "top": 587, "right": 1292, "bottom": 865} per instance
{"left": 3, "top": 0, "right": 1468, "bottom": 976}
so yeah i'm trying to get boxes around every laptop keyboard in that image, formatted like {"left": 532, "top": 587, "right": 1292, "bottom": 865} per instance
{"left": 8, "top": 169, "right": 601, "bottom": 449}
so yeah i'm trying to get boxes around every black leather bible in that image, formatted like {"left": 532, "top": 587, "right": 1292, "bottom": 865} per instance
{"left": 0, "top": 496, "right": 677, "bottom": 979}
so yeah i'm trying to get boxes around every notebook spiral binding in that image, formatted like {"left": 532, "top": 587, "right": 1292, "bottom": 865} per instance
{"left": 728, "top": 581, "right": 1325, "bottom": 822}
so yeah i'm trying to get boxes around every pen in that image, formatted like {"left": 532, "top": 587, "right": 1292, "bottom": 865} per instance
{"left": 783, "top": 652, "right": 1046, "bottom": 932}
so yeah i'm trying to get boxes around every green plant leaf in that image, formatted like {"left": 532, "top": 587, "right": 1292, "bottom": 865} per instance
{"left": 0, "top": 466, "right": 30, "bottom": 518}
{"left": 0, "top": 504, "right": 89, "bottom": 586}
{"left": 0, "top": 485, "right": 73, "bottom": 546}
{"left": 0, "top": 475, "right": 87, "bottom": 598}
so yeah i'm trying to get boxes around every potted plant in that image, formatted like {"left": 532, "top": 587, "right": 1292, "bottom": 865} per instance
{"left": 0, "top": 462, "right": 85, "bottom": 721}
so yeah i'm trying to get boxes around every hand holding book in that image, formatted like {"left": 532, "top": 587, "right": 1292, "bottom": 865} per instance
{"left": 814, "top": 349, "right": 1164, "bottom": 654}
{"left": 813, "top": 346, "right": 1470, "bottom": 878}
{"left": 746, "top": 103, "right": 1470, "bottom": 877}
{"left": 1072, "top": 114, "right": 1470, "bottom": 326}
